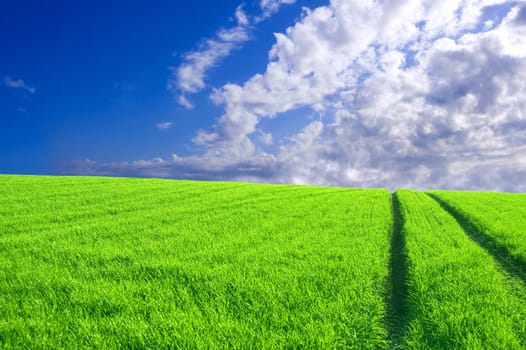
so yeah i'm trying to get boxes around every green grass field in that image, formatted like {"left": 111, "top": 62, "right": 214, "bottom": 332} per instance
{"left": 1, "top": 175, "right": 525, "bottom": 349}
{"left": 428, "top": 191, "right": 526, "bottom": 277}
{"left": 396, "top": 190, "right": 526, "bottom": 349}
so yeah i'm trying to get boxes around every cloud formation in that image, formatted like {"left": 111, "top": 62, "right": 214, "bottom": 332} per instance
{"left": 257, "top": 0, "right": 297, "bottom": 21}
{"left": 4, "top": 77, "right": 36, "bottom": 94}
{"left": 169, "top": 1, "right": 296, "bottom": 108}
{"left": 73, "top": 1, "right": 526, "bottom": 192}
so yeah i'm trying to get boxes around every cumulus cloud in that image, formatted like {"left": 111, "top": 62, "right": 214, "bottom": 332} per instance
{"left": 4, "top": 77, "right": 36, "bottom": 94}
{"left": 74, "top": 1, "right": 526, "bottom": 192}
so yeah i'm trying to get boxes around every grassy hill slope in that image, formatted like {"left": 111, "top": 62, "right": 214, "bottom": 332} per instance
{"left": 1, "top": 176, "right": 525, "bottom": 349}
{"left": 0, "top": 176, "right": 392, "bottom": 349}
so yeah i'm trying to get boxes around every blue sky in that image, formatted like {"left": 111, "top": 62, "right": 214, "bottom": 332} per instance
{"left": 2, "top": 1, "right": 526, "bottom": 191}
{"left": 1, "top": 1, "right": 319, "bottom": 169}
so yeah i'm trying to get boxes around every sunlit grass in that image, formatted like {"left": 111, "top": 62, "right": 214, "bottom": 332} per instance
{"left": 3, "top": 176, "right": 525, "bottom": 348}
{"left": 429, "top": 190, "right": 526, "bottom": 268}
{"left": 397, "top": 190, "right": 526, "bottom": 349}
{"left": 0, "top": 175, "right": 391, "bottom": 348}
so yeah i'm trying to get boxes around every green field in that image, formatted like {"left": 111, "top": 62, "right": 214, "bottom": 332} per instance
{"left": 1, "top": 175, "right": 525, "bottom": 349}
{"left": 428, "top": 191, "right": 526, "bottom": 278}
{"left": 397, "top": 190, "right": 526, "bottom": 349}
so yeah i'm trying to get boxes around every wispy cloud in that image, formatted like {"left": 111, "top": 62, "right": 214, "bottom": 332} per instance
{"left": 235, "top": 4, "right": 250, "bottom": 26}
{"left": 168, "top": 1, "right": 296, "bottom": 108}
{"left": 256, "top": 0, "right": 296, "bottom": 22}
{"left": 259, "top": 130, "right": 273, "bottom": 145}
{"left": 155, "top": 122, "right": 174, "bottom": 130}
{"left": 177, "top": 95, "right": 194, "bottom": 109}
{"left": 4, "top": 77, "right": 36, "bottom": 94}
{"left": 167, "top": 4, "right": 251, "bottom": 107}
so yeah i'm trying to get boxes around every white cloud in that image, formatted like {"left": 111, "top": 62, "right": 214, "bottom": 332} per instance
{"left": 257, "top": 0, "right": 297, "bottom": 21}
{"left": 259, "top": 130, "right": 273, "bottom": 145}
{"left": 75, "top": 1, "right": 526, "bottom": 192}
{"left": 185, "top": 0, "right": 526, "bottom": 191}
{"left": 168, "top": 11, "right": 252, "bottom": 108}
{"left": 235, "top": 4, "right": 250, "bottom": 26}
{"left": 168, "top": 1, "right": 297, "bottom": 108}
{"left": 169, "top": 31, "right": 248, "bottom": 95}
{"left": 4, "top": 77, "right": 36, "bottom": 94}
{"left": 177, "top": 95, "right": 194, "bottom": 109}
{"left": 155, "top": 122, "right": 174, "bottom": 130}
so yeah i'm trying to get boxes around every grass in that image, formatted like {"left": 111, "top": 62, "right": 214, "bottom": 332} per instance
{"left": 396, "top": 190, "right": 526, "bottom": 349}
{"left": 2, "top": 175, "right": 526, "bottom": 349}
{"left": 428, "top": 191, "right": 526, "bottom": 273}
{"left": 0, "top": 175, "right": 392, "bottom": 349}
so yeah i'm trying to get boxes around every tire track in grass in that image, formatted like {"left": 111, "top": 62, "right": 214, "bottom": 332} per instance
{"left": 385, "top": 192, "right": 408, "bottom": 349}
{"left": 427, "top": 193, "right": 526, "bottom": 286}
{"left": 399, "top": 190, "right": 526, "bottom": 348}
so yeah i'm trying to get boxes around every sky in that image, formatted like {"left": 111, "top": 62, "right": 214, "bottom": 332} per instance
{"left": 1, "top": 0, "right": 526, "bottom": 192}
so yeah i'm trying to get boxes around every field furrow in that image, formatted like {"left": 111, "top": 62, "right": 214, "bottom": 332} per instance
{"left": 428, "top": 191, "right": 526, "bottom": 280}
{"left": 385, "top": 193, "right": 409, "bottom": 348}
{"left": 396, "top": 190, "right": 526, "bottom": 349}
